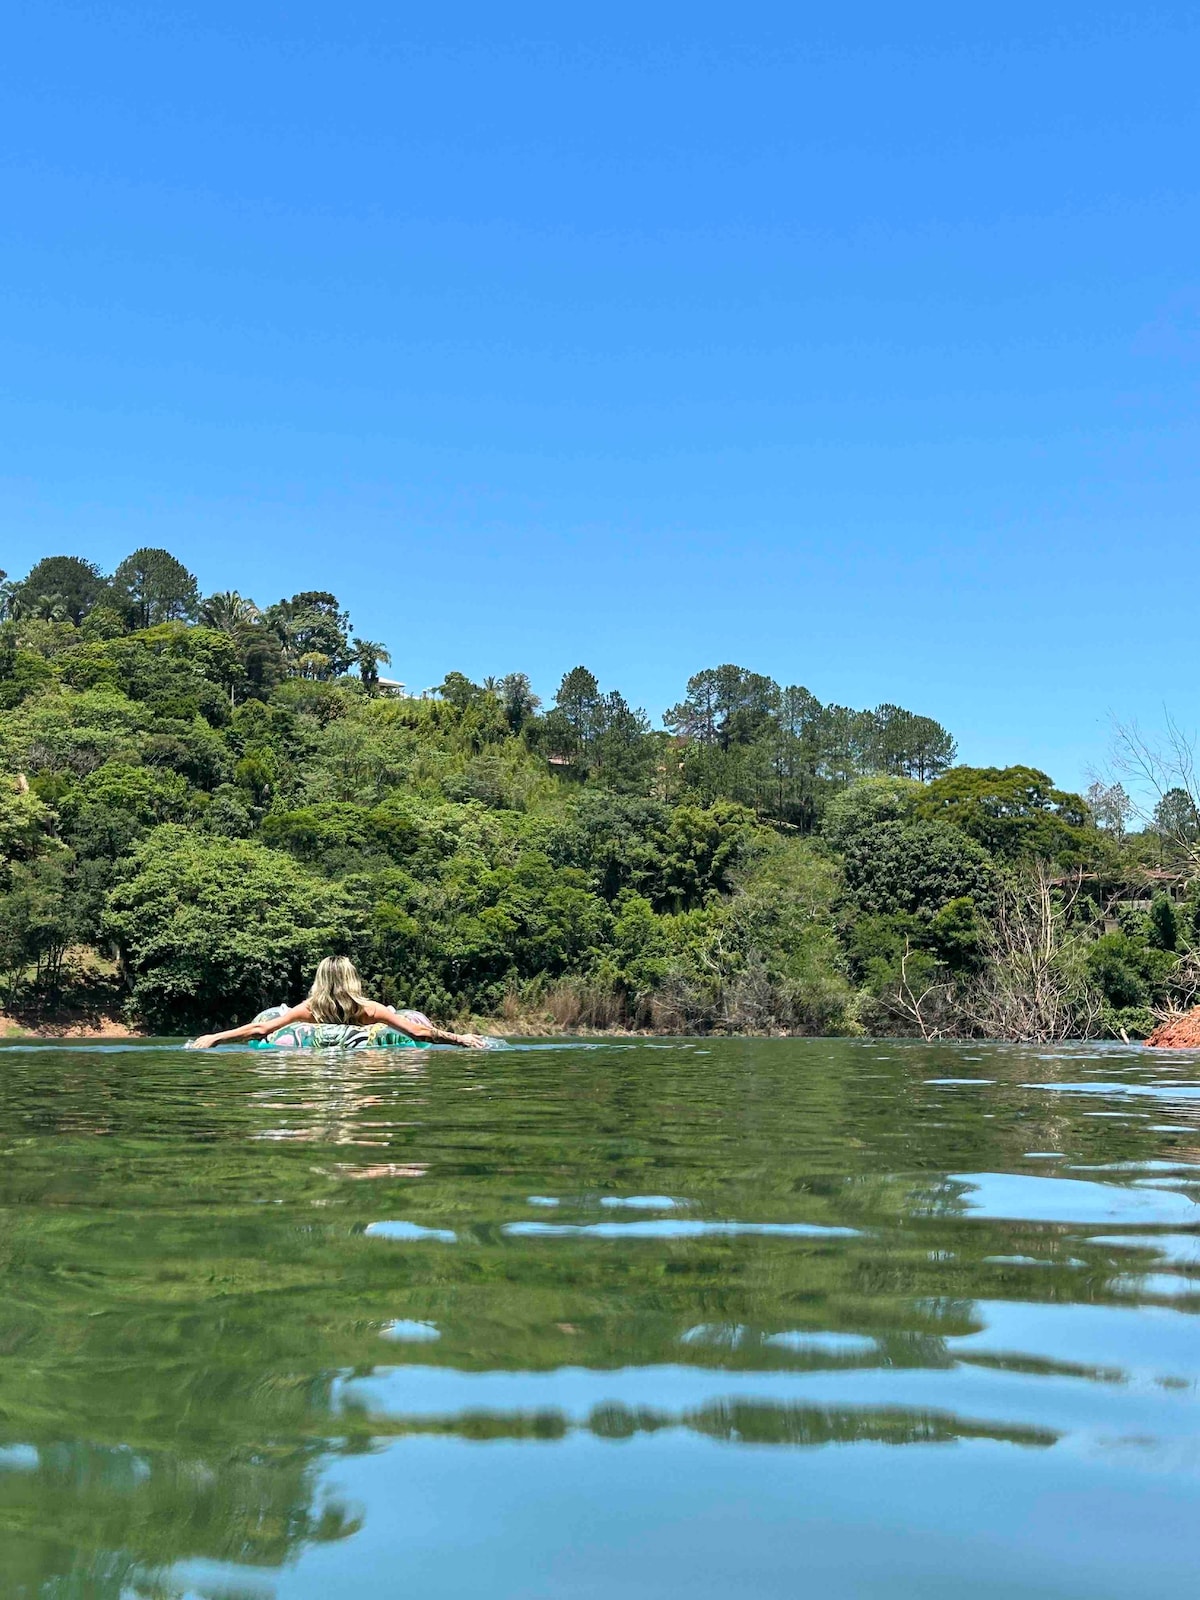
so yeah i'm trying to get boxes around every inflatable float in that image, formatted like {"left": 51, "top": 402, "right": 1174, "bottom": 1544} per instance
{"left": 246, "top": 1004, "right": 434, "bottom": 1050}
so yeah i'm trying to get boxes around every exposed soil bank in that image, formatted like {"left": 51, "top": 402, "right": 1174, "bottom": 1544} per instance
{"left": 1146, "top": 1009, "right": 1200, "bottom": 1049}
{"left": 0, "top": 1011, "right": 139, "bottom": 1039}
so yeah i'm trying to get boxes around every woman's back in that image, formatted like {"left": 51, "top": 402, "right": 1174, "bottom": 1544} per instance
{"left": 248, "top": 1003, "right": 432, "bottom": 1051}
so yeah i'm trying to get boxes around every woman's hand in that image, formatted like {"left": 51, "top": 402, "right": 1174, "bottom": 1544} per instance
{"left": 458, "top": 1032, "right": 493, "bottom": 1049}
{"left": 187, "top": 1035, "right": 219, "bottom": 1050}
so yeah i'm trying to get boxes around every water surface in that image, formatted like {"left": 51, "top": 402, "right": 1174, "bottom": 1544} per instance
{"left": 1, "top": 1037, "right": 1198, "bottom": 1597}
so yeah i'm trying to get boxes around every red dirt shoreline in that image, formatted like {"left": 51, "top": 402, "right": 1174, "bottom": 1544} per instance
{"left": 0, "top": 1012, "right": 139, "bottom": 1039}
{"left": 1145, "top": 1009, "right": 1200, "bottom": 1049}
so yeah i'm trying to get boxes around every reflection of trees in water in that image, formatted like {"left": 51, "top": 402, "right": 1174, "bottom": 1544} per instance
{"left": 248, "top": 1053, "right": 432, "bottom": 1148}
{"left": 0, "top": 1038, "right": 1188, "bottom": 1592}
{"left": 232, "top": 1399, "right": 1056, "bottom": 1452}
{"left": 610, "top": 1400, "right": 1057, "bottom": 1449}
{"left": 0, "top": 1438, "right": 359, "bottom": 1599}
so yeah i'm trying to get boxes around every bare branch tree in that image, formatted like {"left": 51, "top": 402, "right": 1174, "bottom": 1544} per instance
{"left": 1111, "top": 714, "right": 1200, "bottom": 874}
{"left": 958, "top": 863, "right": 1101, "bottom": 1043}
{"left": 877, "top": 937, "right": 952, "bottom": 1040}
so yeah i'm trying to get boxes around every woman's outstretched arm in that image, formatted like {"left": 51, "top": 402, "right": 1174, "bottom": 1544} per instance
{"left": 361, "top": 1000, "right": 491, "bottom": 1049}
{"left": 188, "top": 1002, "right": 313, "bottom": 1049}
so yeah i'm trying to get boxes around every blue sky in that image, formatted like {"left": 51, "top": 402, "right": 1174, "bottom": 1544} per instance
{"left": 2, "top": 2, "right": 1197, "bottom": 791}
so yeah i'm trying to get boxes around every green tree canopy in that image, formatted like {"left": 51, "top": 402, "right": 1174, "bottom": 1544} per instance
{"left": 111, "top": 548, "right": 200, "bottom": 629}
{"left": 917, "top": 766, "right": 1094, "bottom": 863}
{"left": 15, "top": 556, "right": 109, "bottom": 625}
{"left": 666, "top": 664, "right": 779, "bottom": 750}
{"left": 497, "top": 671, "right": 541, "bottom": 733}
{"left": 821, "top": 776, "right": 923, "bottom": 850}
{"left": 1153, "top": 787, "right": 1200, "bottom": 860}
{"left": 104, "top": 826, "right": 350, "bottom": 1031}
{"left": 841, "top": 819, "right": 993, "bottom": 919}
{"left": 264, "top": 591, "right": 353, "bottom": 677}
{"left": 352, "top": 637, "right": 391, "bottom": 691}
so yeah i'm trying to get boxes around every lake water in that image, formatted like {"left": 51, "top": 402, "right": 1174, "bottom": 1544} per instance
{"left": 1, "top": 1037, "right": 1199, "bottom": 1598}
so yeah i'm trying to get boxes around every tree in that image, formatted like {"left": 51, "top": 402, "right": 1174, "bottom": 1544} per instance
{"left": 104, "top": 826, "right": 349, "bottom": 1031}
{"left": 554, "top": 667, "right": 602, "bottom": 753}
{"left": 764, "top": 684, "right": 826, "bottom": 827}
{"left": 78, "top": 603, "right": 127, "bottom": 641}
{"left": 1153, "top": 787, "right": 1200, "bottom": 862}
{"left": 918, "top": 766, "right": 1095, "bottom": 863}
{"left": 818, "top": 703, "right": 872, "bottom": 786}
{"left": 497, "top": 672, "right": 541, "bottom": 734}
{"left": 841, "top": 820, "right": 993, "bottom": 918}
{"left": 297, "top": 651, "right": 332, "bottom": 681}
{"left": 16, "top": 556, "right": 108, "bottom": 625}
{"left": 842, "top": 704, "right": 958, "bottom": 783}
{"left": 1148, "top": 893, "right": 1179, "bottom": 953}
{"left": 665, "top": 668, "right": 721, "bottom": 745}
{"left": 0, "top": 648, "right": 56, "bottom": 710}
{"left": 112, "top": 548, "right": 200, "bottom": 628}
{"left": 591, "top": 691, "right": 653, "bottom": 791}
{"left": 435, "top": 670, "right": 485, "bottom": 710}
{"left": 652, "top": 801, "right": 761, "bottom": 912}
{"left": 1085, "top": 931, "right": 1152, "bottom": 1009}
{"left": 1086, "top": 780, "right": 1131, "bottom": 837}
{"left": 666, "top": 665, "right": 779, "bottom": 751}
{"left": 867, "top": 705, "right": 919, "bottom": 775}
{"left": 198, "top": 596, "right": 285, "bottom": 704}
{"left": 0, "top": 856, "right": 82, "bottom": 1005}
{"left": 200, "top": 590, "right": 260, "bottom": 632}
{"left": 352, "top": 638, "right": 392, "bottom": 692}
{"left": 821, "top": 776, "right": 922, "bottom": 850}
{"left": 264, "top": 592, "right": 353, "bottom": 677}
{"left": 903, "top": 714, "right": 958, "bottom": 781}
{"left": 25, "top": 593, "right": 70, "bottom": 622}
{"left": 963, "top": 865, "right": 1103, "bottom": 1041}
{"left": 0, "top": 782, "right": 57, "bottom": 886}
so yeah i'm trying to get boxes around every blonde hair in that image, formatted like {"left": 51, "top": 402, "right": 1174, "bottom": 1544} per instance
{"left": 308, "top": 956, "right": 368, "bottom": 1024}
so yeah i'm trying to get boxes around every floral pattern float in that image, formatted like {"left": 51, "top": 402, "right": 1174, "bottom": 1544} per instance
{"left": 246, "top": 1005, "right": 432, "bottom": 1049}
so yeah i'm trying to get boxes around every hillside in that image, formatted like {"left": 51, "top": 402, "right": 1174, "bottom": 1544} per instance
{"left": 1, "top": 549, "right": 1195, "bottom": 1040}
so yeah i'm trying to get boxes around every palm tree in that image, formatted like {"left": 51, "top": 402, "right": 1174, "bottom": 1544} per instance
{"left": 352, "top": 638, "right": 392, "bottom": 692}
{"left": 200, "top": 591, "right": 276, "bottom": 707}
{"left": 200, "top": 591, "right": 261, "bottom": 633}
{"left": 28, "top": 593, "right": 69, "bottom": 622}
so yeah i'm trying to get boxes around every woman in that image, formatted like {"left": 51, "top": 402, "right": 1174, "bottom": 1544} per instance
{"left": 187, "top": 956, "right": 490, "bottom": 1050}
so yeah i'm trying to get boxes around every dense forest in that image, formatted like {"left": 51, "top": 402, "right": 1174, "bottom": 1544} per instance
{"left": 2, "top": 549, "right": 1198, "bottom": 1040}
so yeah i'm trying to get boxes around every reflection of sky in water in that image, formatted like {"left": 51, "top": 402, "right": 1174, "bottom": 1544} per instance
{"left": 763, "top": 1330, "right": 877, "bottom": 1355}
{"left": 983, "top": 1255, "right": 1062, "bottom": 1268}
{"left": 334, "top": 1342, "right": 1200, "bottom": 1446}
{"left": 1091, "top": 1233, "right": 1200, "bottom": 1268}
{"left": 1030, "top": 1080, "right": 1200, "bottom": 1101}
{"left": 503, "top": 1220, "right": 859, "bottom": 1239}
{"left": 1111, "top": 1274, "right": 1200, "bottom": 1300}
{"left": 677, "top": 1326, "right": 876, "bottom": 1356}
{"left": 943, "top": 1172, "right": 1200, "bottom": 1225}
{"left": 381, "top": 1320, "right": 441, "bottom": 1342}
{"left": 5, "top": 1037, "right": 1200, "bottom": 1600}
{"left": 365, "top": 1221, "right": 457, "bottom": 1243}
